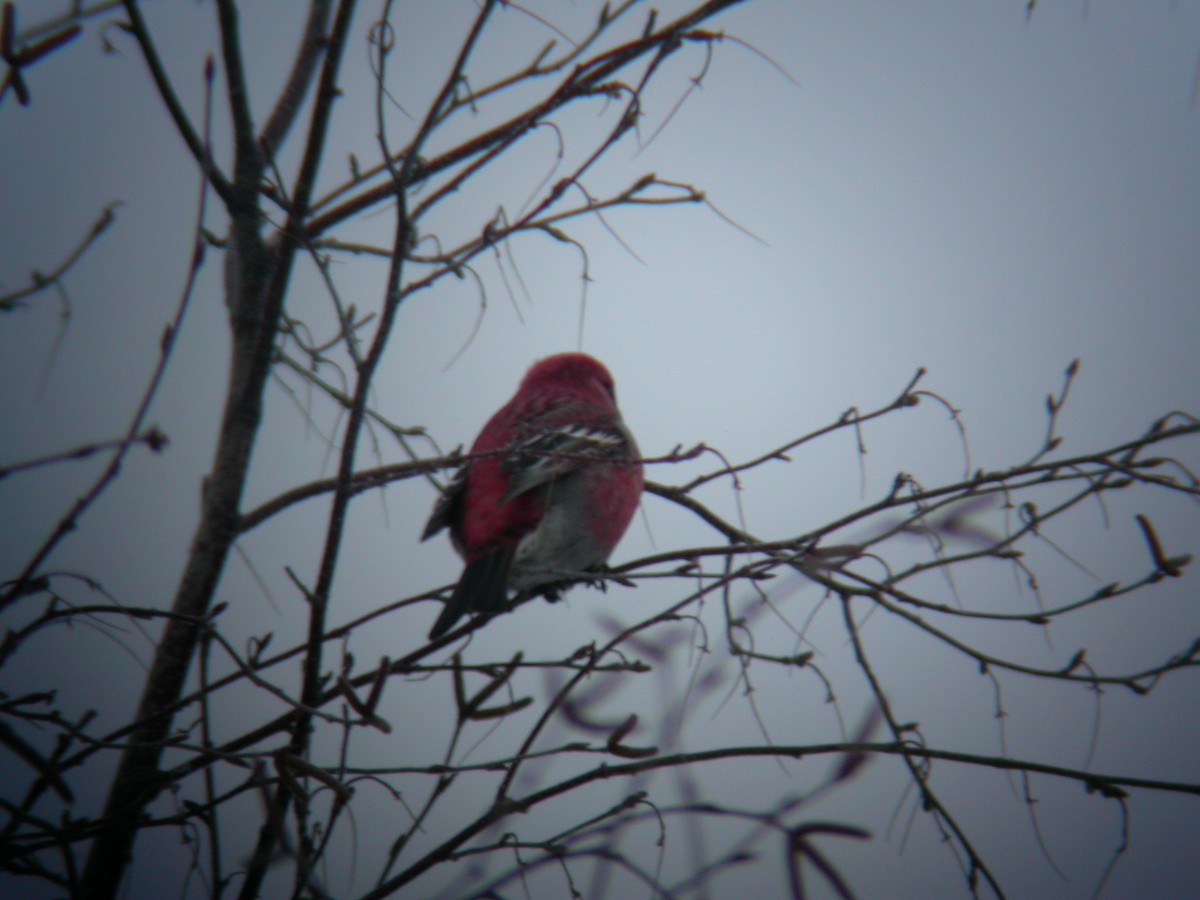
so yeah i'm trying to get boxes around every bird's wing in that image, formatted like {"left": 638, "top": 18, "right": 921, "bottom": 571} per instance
{"left": 501, "top": 422, "right": 633, "bottom": 501}
{"left": 421, "top": 464, "right": 469, "bottom": 541}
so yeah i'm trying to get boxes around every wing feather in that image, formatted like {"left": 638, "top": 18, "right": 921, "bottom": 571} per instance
{"left": 501, "top": 423, "right": 633, "bottom": 501}
{"left": 421, "top": 464, "right": 469, "bottom": 541}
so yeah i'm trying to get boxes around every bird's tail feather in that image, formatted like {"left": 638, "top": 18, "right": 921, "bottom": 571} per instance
{"left": 427, "top": 548, "right": 514, "bottom": 640}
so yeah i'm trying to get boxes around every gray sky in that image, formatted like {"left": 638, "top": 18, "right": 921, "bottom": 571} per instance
{"left": 1, "top": 1, "right": 1199, "bottom": 897}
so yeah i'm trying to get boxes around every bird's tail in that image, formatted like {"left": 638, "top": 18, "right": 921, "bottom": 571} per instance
{"left": 427, "top": 547, "right": 514, "bottom": 640}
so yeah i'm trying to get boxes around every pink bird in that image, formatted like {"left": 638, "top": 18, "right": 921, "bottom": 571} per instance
{"left": 423, "top": 353, "right": 644, "bottom": 639}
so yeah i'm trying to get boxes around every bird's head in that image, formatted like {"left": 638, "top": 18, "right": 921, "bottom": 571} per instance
{"left": 520, "top": 353, "right": 618, "bottom": 404}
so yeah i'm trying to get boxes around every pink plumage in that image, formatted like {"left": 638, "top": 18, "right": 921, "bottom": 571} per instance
{"left": 423, "top": 353, "right": 643, "bottom": 639}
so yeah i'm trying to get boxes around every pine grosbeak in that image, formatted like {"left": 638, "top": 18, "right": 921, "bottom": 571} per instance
{"left": 423, "top": 353, "right": 643, "bottom": 639}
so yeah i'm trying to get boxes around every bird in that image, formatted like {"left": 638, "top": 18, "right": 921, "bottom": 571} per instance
{"left": 422, "top": 353, "right": 644, "bottom": 639}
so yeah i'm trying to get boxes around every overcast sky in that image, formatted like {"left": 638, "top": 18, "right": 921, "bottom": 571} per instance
{"left": 2, "top": 2, "right": 1199, "bottom": 897}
